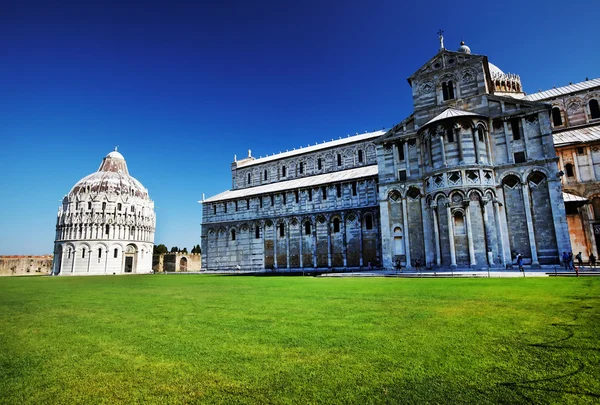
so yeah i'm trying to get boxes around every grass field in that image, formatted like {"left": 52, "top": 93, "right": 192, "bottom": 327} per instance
{"left": 0, "top": 275, "right": 599, "bottom": 404}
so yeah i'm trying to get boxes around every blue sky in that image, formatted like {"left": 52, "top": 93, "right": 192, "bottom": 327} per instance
{"left": 1, "top": 0, "right": 598, "bottom": 254}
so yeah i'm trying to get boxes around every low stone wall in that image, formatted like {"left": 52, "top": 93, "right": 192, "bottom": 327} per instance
{"left": 152, "top": 253, "right": 202, "bottom": 272}
{"left": 0, "top": 255, "right": 53, "bottom": 276}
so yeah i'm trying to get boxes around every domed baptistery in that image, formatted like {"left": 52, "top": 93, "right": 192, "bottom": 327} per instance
{"left": 52, "top": 149, "right": 156, "bottom": 275}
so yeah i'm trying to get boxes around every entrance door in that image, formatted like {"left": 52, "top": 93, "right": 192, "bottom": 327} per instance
{"left": 125, "top": 256, "right": 133, "bottom": 273}
{"left": 594, "top": 225, "right": 600, "bottom": 257}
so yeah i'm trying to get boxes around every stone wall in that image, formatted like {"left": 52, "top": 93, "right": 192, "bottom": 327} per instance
{"left": 152, "top": 253, "right": 202, "bottom": 272}
{"left": 0, "top": 256, "right": 53, "bottom": 276}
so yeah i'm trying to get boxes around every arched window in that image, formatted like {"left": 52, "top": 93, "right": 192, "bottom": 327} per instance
{"left": 336, "top": 184, "right": 341, "bottom": 198}
{"left": 82, "top": 248, "right": 86, "bottom": 259}
{"left": 304, "top": 222, "right": 311, "bottom": 235}
{"left": 263, "top": 170, "right": 268, "bottom": 181}
{"left": 393, "top": 227, "right": 404, "bottom": 255}
{"left": 213, "top": 205, "right": 216, "bottom": 215}
{"left": 552, "top": 107, "right": 563, "bottom": 126}
{"left": 105, "top": 225, "right": 110, "bottom": 235}
{"left": 454, "top": 212, "right": 466, "bottom": 235}
{"left": 317, "top": 158, "right": 322, "bottom": 170}
{"left": 114, "top": 248, "right": 118, "bottom": 258}
{"left": 321, "top": 186, "right": 327, "bottom": 200}
{"left": 246, "top": 199, "right": 250, "bottom": 209}
{"left": 446, "top": 127, "right": 454, "bottom": 143}
{"left": 299, "top": 162, "right": 304, "bottom": 174}
{"left": 442, "top": 81, "right": 455, "bottom": 101}
{"left": 337, "top": 154, "right": 342, "bottom": 167}
{"left": 365, "top": 214, "right": 373, "bottom": 230}
{"left": 279, "top": 223, "right": 285, "bottom": 237}
{"left": 98, "top": 248, "right": 102, "bottom": 258}
{"left": 477, "top": 126, "right": 485, "bottom": 142}
{"left": 592, "top": 197, "right": 600, "bottom": 219}
{"left": 102, "top": 202, "right": 106, "bottom": 210}
{"left": 247, "top": 173, "right": 251, "bottom": 185}
{"left": 565, "top": 163, "right": 575, "bottom": 177}
{"left": 88, "top": 202, "right": 92, "bottom": 209}
{"left": 231, "top": 229, "right": 236, "bottom": 241}
{"left": 590, "top": 99, "right": 600, "bottom": 119}
{"left": 131, "top": 206, "right": 135, "bottom": 212}
{"left": 255, "top": 226, "right": 260, "bottom": 239}
{"left": 333, "top": 218, "right": 340, "bottom": 233}
{"left": 117, "top": 203, "right": 122, "bottom": 211}
{"left": 358, "top": 150, "right": 363, "bottom": 163}
{"left": 281, "top": 166, "right": 286, "bottom": 177}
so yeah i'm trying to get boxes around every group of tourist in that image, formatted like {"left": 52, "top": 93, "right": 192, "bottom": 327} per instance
{"left": 561, "top": 251, "right": 596, "bottom": 270}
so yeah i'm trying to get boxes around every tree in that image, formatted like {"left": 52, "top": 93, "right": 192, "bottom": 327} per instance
{"left": 182, "top": 247, "right": 188, "bottom": 254}
{"left": 170, "top": 246, "right": 178, "bottom": 253}
{"left": 154, "top": 244, "right": 168, "bottom": 255}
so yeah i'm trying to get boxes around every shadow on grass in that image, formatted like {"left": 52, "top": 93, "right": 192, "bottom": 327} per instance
{"left": 496, "top": 295, "right": 600, "bottom": 401}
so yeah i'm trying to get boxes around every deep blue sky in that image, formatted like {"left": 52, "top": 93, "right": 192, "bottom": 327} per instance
{"left": 1, "top": 0, "right": 598, "bottom": 254}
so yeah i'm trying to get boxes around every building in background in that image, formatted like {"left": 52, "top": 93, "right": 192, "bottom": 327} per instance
{"left": 201, "top": 38, "right": 599, "bottom": 271}
{"left": 52, "top": 149, "right": 156, "bottom": 275}
{"left": 534, "top": 79, "right": 600, "bottom": 258}
{"left": 201, "top": 133, "right": 383, "bottom": 271}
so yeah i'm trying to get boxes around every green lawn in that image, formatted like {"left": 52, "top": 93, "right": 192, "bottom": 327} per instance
{"left": 0, "top": 275, "right": 599, "bottom": 404}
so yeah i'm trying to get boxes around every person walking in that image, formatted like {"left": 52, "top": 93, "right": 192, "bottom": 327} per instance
{"left": 589, "top": 253, "right": 596, "bottom": 268}
{"left": 576, "top": 252, "right": 583, "bottom": 270}
{"left": 517, "top": 254, "right": 524, "bottom": 272}
{"left": 568, "top": 252, "right": 574, "bottom": 270}
{"left": 562, "top": 252, "right": 569, "bottom": 270}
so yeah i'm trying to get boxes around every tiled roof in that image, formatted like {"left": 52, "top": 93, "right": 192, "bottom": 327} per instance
{"left": 553, "top": 125, "right": 600, "bottom": 146}
{"left": 236, "top": 130, "right": 386, "bottom": 168}
{"left": 563, "top": 192, "right": 587, "bottom": 202}
{"left": 524, "top": 78, "right": 600, "bottom": 102}
{"left": 203, "top": 165, "right": 378, "bottom": 203}
{"left": 422, "top": 108, "right": 485, "bottom": 129}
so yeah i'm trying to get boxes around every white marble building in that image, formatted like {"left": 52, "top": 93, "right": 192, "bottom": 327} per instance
{"left": 52, "top": 149, "right": 156, "bottom": 275}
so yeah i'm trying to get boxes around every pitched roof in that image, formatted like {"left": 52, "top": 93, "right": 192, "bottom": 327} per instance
{"left": 524, "top": 78, "right": 600, "bottom": 102}
{"left": 202, "top": 165, "right": 378, "bottom": 203}
{"left": 562, "top": 192, "right": 587, "bottom": 202}
{"left": 553, "top": 125, "right": 600, "bottom": 146}
{"left": 422, "top": 108, "right": 485, "bottom": 129}
{"left": 236, "top": 130, "right": 385, "bottom": 168}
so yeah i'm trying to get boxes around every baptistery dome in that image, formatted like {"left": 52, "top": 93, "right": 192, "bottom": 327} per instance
{"left": 52, "top": 149, "right": 156, "bottom": 275}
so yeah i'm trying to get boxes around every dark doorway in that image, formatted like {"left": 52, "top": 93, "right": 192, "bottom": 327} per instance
{"left": 594, "top": 225, "right": 600, "bottom": 258}
{"left": 125, "top": 256, "right": 133, "bottom": 273}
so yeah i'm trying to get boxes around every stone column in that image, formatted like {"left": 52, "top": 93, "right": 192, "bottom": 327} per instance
{"left": 402, "top": 197, "right": 412, "bottom": 269}
{"left": 327, "top": 216, "right": 332, "bottom": 268}
{"left": 520, "top": 117, "right": 529, "bottom": 158}
{"left": 483, "top": 125, "right": 493, "bottom": 164}
{"left": 503, "top": 121, "right": 514, "bottom": 163}
{"left": 456, "top": 127, "right": 464, "bottom": 163}
{"left": 404, "top": 141, "right": 410, "bottom": 172}
{"left": 465, "top": 200, "right": 476, "bottom": 267}
{"left": 571, "top": 149, "right": 582, "bottom": 182}
{"left": 439, "top": 133, "right": 447, "bottom": 167}
{"left": 274, "top": 223, "right": 278, "bottom": 269}
{"left": 312, "top": 217, "right": 317, "bottom": 268}
{"left": 341, "top": 212, "right": 347, "bottom": 267}
{"left": 521, "top": 182, "right": 540, "bottom": 267}
{"left": 432, "top": 204, "right": 442, "bottom": 266}
{"left": 427, "top": 135, "right": 433, "bottom": 167}
{"left": 547, "top": 178, "right": 573, "bottom": 259}
{"left": 359, "top": 213, "right": 364, "bottom": 267}
{"left": 446, "top": 202, "right": 457, "bottom": 268}
{"left": 421, "top": 196, "right": 434, "bottom": 267}
{"left": 286, "top": 221, "right": 290, "bottom": 269}
{"left": 379, "top": 189, "right": 392, "bottom": 268}
{"left": 481, "top": 199, "right": 495, "bottom": 265}
{"left": 392, "top": 143, "right": 399, "bottom": 180}
{"left": 471, "top": 128, "right": 480, "bottom": 164}
{"left": 299, "top": 222, "right": 304, "bottom": 268}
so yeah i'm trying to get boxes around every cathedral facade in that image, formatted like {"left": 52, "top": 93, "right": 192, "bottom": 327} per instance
{"left": 201, "top": 41, "right": 595, "bottom": 270}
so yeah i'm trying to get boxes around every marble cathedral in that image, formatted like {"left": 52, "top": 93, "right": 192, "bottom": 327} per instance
{"left": 201, "top": 37, "right": 600, "bottom": 270}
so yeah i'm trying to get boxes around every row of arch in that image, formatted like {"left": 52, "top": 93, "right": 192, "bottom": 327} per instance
{"left": 552, "top": 99, "right": 600, "bottom": 127}
{"left": 56, "top": 223, "right": 154, "bottom": 242}
{"left": 53, "top": 242, "right": 148, "bottom": 275}
{"left": 203, "top": 209, "right": 380, "bottom": 270}
{"left": 239, "top": 143, "right": 377, "bottom": 187}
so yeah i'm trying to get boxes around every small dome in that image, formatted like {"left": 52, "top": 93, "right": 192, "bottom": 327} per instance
{"left": 457, "top": 41, "right": 471, "bottom": 54}
{"left": 106, "top": 150, "right": 125, "bottom": 160}
{"left": 488, "top": 62, "right": 504, "bottom": 76}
